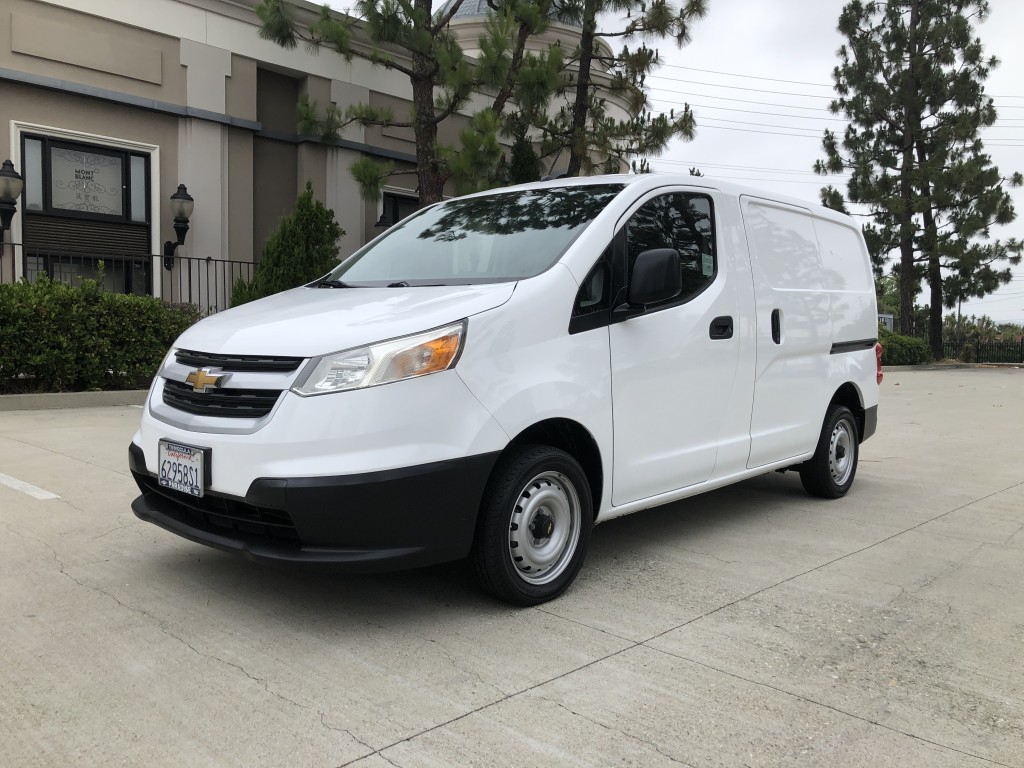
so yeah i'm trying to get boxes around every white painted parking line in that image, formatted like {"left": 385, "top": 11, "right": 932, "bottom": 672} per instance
{"left": 0, "top": 472, "right": 60, "bottom": 500}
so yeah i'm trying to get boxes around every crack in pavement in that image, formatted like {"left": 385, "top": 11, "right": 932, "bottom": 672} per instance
{"left": 26, "top": 535, "right": 374, "bottom": 759}
{"left": 428, "top": 638, "right": 508, "bottom": 699}
{"left": 541, "top": 697, "right": 698, "bottom": 767}
{"left": 643, "top": 645, "right": 1015, "bottom": 768}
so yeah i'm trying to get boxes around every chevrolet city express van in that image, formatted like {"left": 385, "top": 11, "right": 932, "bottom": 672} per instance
{"left": 130, "top": 174, "right": 881, "bottom": 605}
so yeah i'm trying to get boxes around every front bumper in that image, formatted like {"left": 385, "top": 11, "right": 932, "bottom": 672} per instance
{"left": 130, "top": 442, "right": 499, "bottom": 571}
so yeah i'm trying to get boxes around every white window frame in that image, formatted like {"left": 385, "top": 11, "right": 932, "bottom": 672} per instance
{"left": 9, "top": 121, "right": 161, "bottom": 295}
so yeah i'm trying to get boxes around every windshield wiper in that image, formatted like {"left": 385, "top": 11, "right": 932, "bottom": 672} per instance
{"left": 317, "top": 279, "right": 352, "bottom": 288}
{"left": 386, "top": 281, "right": 450, "bottom": 287}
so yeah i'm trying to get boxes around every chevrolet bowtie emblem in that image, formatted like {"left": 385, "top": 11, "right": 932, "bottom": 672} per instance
{"left": 185, "top": 368, "right": 230, "bottom": 393}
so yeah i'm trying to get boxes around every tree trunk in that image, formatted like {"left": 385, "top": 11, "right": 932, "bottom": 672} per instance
{"left": 897, "top": 144, "right": 917, "bottom": 335}
{"left": 565, "top": 0, "right": 598, "bottom": 177}
{"left": 492, "top": 22, "right": 534, "bottom": 118}
{"left": 915, "top": 143, "right": 944, "bottom": 360}
{"left": 411, "top": 0, "right": 444, "bottom": 206}
{"left": 411, "top": 70, "right": 444, "bottom": 206}
{"left": 897, "top": 0, "right": 921, "bottom": 337}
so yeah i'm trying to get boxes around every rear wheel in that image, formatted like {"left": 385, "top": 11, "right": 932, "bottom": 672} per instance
{"left": 800, "top": 404, "right": 859, "bottom": 499}
{"left": 472, "top": 445, "right": 592, "bottom": 606}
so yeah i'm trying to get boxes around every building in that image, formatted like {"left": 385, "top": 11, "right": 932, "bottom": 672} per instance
{"left": 0, "top": 0, "right": 632, "bottom": 310}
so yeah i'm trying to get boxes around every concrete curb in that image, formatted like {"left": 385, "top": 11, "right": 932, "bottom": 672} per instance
{"left": 0, "top": 389, "right": 149, "bottom": 412}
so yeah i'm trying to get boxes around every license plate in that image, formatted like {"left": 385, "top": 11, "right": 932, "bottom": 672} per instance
{"left": 158, "top": 440, "right": 208, "bottom": 497}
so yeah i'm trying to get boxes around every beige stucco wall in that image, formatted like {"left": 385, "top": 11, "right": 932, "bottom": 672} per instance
{"left": 1, "top": 1, "right": 187, "bottom": 103}
{"left": 0, "top": 81, "right": 180, "bottom": 251}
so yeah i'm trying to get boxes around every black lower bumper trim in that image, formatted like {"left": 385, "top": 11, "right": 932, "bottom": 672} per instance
{"left": 130, "top": 442, "right": 500, "bottom": 572}
{"left": 862, "top": 404, "right": 878, "bottom": 442}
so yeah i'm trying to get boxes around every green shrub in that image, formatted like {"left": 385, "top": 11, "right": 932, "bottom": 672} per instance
{"left": 0, "top": 276, "right": 199, "bottom": 393}
{"left": 878, "top": 326, "right": 931, "bottom": 366}
{"left": 231, "top": 181, "right": 344, "bottom": 307}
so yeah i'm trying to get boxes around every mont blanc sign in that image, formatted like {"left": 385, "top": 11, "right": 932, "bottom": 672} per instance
{"left": 50, "top": 147, "right": 123, "bottom": 216}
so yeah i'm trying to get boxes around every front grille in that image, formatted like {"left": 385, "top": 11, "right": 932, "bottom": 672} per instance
{"left": 163, "top": 379, "right": 282, "bottom": 419}
{"left": 136, "top": 474, "right": 298, "bottom": 541}
{"left": 175, "top": 349, "right": 304, "bottom": 373}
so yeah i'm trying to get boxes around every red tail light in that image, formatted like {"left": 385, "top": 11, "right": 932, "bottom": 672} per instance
{"left": 875, "top": 343, "right": 884, "bottom": 385}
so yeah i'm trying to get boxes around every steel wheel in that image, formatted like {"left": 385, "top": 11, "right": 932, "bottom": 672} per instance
{"left": 508, "top": 471, "right": 582, "bottom": 585}
{"left": 472, "top": 444, "right": 593, "bottom": 605}
{"left": 828, "top": 417, "right": 855, "bottom": 487}
{"left": 800, "top": 404, "right": 859, "bottom": 499}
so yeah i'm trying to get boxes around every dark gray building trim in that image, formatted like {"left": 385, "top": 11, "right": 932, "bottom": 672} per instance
{"left": 0, "top": 67, "right": 419, "bottom": 164}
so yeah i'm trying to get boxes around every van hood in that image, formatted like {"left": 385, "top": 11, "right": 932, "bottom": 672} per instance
{"left": 174, "top": 283, "right": 517, "bottom": 357}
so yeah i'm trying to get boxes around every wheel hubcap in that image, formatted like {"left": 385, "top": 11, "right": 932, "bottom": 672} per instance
{"left": 508, "top": 471, "right": 581, "bottom": 585}
{"left": 829, "top": 419, "right": 854, "bottom": 486}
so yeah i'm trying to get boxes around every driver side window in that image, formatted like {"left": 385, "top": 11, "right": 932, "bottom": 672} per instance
{"left": 626, "top": 193, "right": 716, "bottom": 306}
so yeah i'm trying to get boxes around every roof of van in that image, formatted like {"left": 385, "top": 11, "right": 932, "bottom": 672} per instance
{"left": 477, "top": 173, "right": 855, "bottom": 226}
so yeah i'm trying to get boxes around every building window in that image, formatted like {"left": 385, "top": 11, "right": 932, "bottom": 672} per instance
{"left": 22, "top": 135, "right": 150, "bottom": 224}
{"left": 20, "top": 134, "right": 152, "bottom": 295}
{"left": 381, "top": 191, "right": 420, "bottom": 227}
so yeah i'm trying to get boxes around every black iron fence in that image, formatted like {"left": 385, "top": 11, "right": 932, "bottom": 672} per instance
{"left": 159, "top": 253, "right": 254, "bottom": 313}
{"left": 0, "top": 242, "right": 254, "bottom": 313}
{"left": 942, "top": 338, "right": 1024, "bottom": 364}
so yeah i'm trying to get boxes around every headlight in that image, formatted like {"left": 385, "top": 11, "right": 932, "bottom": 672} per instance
{"left": 292, "top": 321, "right": 466, "bottom": 396}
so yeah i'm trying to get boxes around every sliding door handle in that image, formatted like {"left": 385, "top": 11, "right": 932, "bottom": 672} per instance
{"left": 709, "top": 316, "right": 734, "bottom": 340}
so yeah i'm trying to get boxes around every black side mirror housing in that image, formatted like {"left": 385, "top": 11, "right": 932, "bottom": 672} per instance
{"left": 627, "top": 248, "right": 682, "bottom": 307}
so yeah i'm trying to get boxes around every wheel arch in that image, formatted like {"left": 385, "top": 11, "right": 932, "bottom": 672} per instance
{"left": 830, "top": 382, "right": 866, "bottom": 442}
{"left": 506, "top": 418, "right": 603, "bottom": 520}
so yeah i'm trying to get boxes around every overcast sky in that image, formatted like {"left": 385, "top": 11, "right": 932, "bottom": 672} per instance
{"left": 643, "top": 0, "right": 1024, "bottom": 323}
{"left": 323, "top": 0, "right": 1024, "bottom": 323}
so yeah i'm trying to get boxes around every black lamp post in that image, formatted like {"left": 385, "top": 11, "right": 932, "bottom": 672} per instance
{"left": 0, "top": 159, "right": 24, "bottom": 237}
{"left": 163, "top": 184, "right": 195, "bottom": 270}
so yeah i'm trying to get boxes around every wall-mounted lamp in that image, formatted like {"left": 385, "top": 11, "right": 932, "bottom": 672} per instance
{"left": 163, "top": 184, "right": 195, "bottom": 270}
{"left": 0, "top": 159, "right": 25, "bottom": 239}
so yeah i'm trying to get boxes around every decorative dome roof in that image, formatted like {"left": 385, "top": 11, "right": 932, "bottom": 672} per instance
{"left": 434, "top": 0, "right": 583, "bottom": 28}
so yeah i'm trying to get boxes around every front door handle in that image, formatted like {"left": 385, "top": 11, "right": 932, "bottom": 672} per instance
{"left": 771, "top": 309, "right": 782, "bottom": 344}
{"left": 709, "top": 315, "right": 733, "bottom": 340}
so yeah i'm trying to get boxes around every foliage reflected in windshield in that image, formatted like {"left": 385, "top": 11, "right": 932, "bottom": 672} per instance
{"left": 332, "top": 184, "right": 624, "bottom": 285}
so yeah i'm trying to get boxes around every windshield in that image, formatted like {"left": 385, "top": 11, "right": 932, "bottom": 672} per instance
{"left": 328, "top": 184, "right": 624, "bottom": 286}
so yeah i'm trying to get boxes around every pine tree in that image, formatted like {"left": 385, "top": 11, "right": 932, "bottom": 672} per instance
{"left": 815, "top": 0, "right": 1022, "bottom": 358}
{"left": 540, "top": 0, "right": 707, "bottom": 176}
{"left": 231, "top": 182, "right": 343, "bottom": 306}
{"left": 257, "top": 0, "right": 562, "bottom": 205}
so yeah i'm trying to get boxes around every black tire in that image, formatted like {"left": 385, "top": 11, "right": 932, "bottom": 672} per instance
{"left": 472, "top": 444, "right": 593, "bottom": 606}
{"left": 800, "top": 404, "right": 860, "bottom": 499}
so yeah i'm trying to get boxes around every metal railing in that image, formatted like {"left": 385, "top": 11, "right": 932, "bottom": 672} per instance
{"left": 0, "top": 242, "right": 255, "bottom": 314}
{"left": 943, "top": 338, "right": 1024, "bottom": 364}
{"left": 160, "top": 254, "right": 254, "bottom": 313}
{"left": 21, "top": 247, "right": 152, "bottom": 296}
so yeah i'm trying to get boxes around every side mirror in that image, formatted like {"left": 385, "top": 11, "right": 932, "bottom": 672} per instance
{"left": 627, "top": 248, "right": 682, "bottom": 307}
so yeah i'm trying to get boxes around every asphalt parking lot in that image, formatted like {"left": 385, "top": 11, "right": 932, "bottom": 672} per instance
{"left": 1, "top": 367, "right": 1022, "bottom": 767}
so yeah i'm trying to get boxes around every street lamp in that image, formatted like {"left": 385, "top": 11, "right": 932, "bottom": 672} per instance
{"left": 163, "top": 184, "right": 195, "bottom": 270}
{"left": 0, "top": 159, "right": 24, "bottom": 237}
{"left": 0, "top": 160, "right": 23, "bottom": 283}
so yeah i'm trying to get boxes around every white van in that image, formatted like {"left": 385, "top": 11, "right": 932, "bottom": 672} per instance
{"left": 130, "top": 174, "right": 881, "bottom": 605}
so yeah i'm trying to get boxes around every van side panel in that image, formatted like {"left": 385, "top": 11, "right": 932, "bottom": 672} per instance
{"left": 813, "top": 216, "right": 878, "bottom": 348}
{"left": 741, "top": 198, "right": 832, "bottom": 469}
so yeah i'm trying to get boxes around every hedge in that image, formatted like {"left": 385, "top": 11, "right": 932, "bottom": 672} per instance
{"left": 0, "top": 277, "right": 200, "bottom": 393}
{"left": 878, "top": 326, "right": 931, "bottom": 366}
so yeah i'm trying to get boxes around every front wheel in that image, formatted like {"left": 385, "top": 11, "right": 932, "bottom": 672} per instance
{"left": 799, "top": 405, "right": 860, "bottom": 499}
{"left": 472, "top": 445, "right": 593, "bottom": 606}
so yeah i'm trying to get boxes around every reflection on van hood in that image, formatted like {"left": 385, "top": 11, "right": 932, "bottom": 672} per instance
{"left": 174, "top": 283, "right": 517, "bottom": 357}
